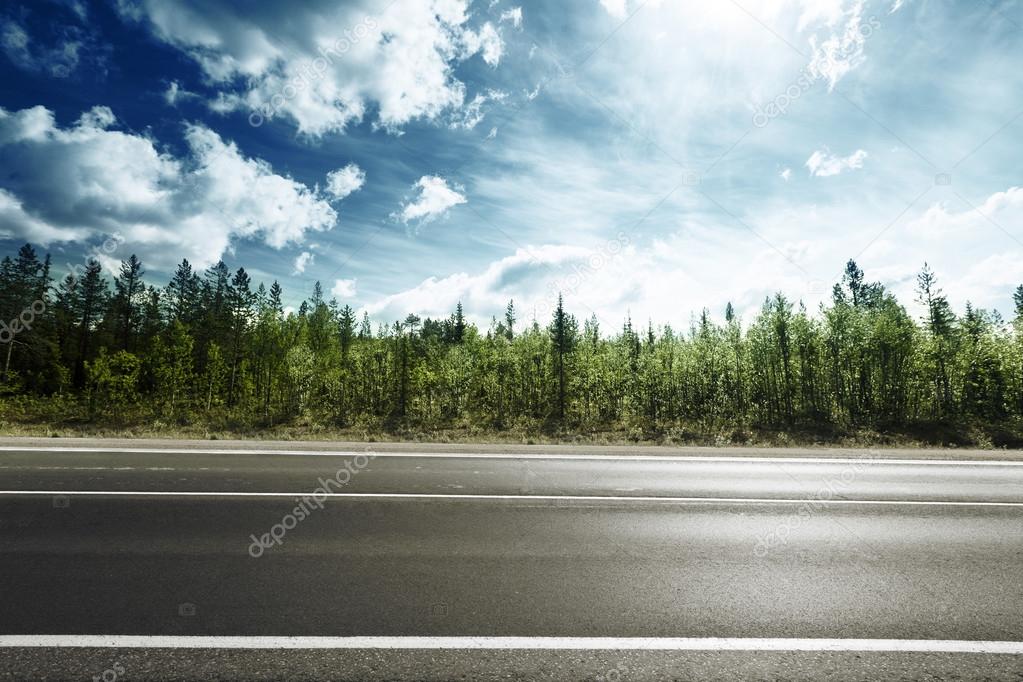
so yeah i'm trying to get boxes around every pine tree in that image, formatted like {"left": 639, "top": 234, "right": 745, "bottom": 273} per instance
{"left": 548, "top": 294, "right": 578, "bottom": 420}
{"left": 339, "top": 305, "right": 356, "bottom": 358}
{"left": 916, "top": 263, "right": 955, "bottom": 416}
{"left": 166, "top": 259, "right": 198, "bottom": 323}
{"left": 72, "top": 260, "right": 109, "bottom": 389}
{"left": 268, "top": 281, "right": 284, "bottom": 317}
{"left": 452, "top": 302, "right": 466, "bottom": 343}
{"left": 227, "top": 268, "right": 254, "bottom": 405}
{"left": 113, "top": 255, "right": 145, "bottom": 351}
{"left": 504, "top": 300, "right": 516, "bottom": 340}
{"left": 53, "top": 272, "right": 81, "bottom": 381}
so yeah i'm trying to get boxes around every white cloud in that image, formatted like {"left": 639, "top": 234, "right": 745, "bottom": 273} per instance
{"left": 463, "top": 22, "right": 504, "bottom": 66}
{"left": 0, "top": 105, "right": 58, "bottom": 144}
{"left": 906, "top": 187, "right": 1023, "bottom": 240}
{"left": 0, "top": 104, "right": 337, "bottom": 271}
{"left": 325, "top": 164, "right": 366, "bottom": 200}
{"left": 806, "top": 1, "right": 877, "bottom": 91}
{"left": 0, "top": 19, "right": 84, "bottom": 78}
{"left": 797, "top": 0, "right": 849, "bottom": 30}
{"left": 292, "top": 251, "right": 314, "bottom": 275}
{"left": 394, "top": 175, "right": 467, "bottom": 225}
{"left": 331, "top": 278, "right": 358, "bottom": 299}
{"left": 780, "top": 167, "right": 792, "bottom": 181}
{"left": 599, "top": 0, "right": 628, "bottom": 20}
{"left": 164, "top": 81, "right": 182, "bottom": 106}
{"left": 500, "top": 7, "right": 523, "bottom": 28}
{"left": 955, "top": 252, "right": 1023, "bottom": 310}
{"left": 362, "top": 230, "right": 811, "bottom": 329}
{"left": 365, "top": 244, "right": 593, "bottom": 322}
{"left": 163, "top": 80, "right": 200, "bottom": 107}
{"left": 805, "top": 148, "right": 868, "bottom": 176}
{"left": 450, "top": 89, "right": 507, "bottom": 129}
{"left": 118, "top": 0, "right": 507, "bottom": 136}
{"left": 361, "top": 174, "right": 1023, "bottom": 328}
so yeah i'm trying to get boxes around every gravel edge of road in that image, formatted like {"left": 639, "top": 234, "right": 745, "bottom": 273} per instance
{"left": 1, "top": 435, "right": 1021, "bottom": 460}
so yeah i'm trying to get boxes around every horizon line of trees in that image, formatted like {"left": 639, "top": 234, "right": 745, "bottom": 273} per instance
{"left": 3, "top": 242, "right": 1023, "bottom": 432}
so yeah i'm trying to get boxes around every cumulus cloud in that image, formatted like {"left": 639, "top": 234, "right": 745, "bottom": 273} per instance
{"left": 116, "top": 0, "right": 507, "bottom": 136}
{"left": 463, "top": 22, "right": 503, "bottom": 66}
{"left": 331, "top": 278, "right": 357, "bottom": 299}
{"left": 805, "top": 148, "right": 868, "bottom": 176}
{"left": 394, "top": 176, "right": 467, "bottom": 225}
{"left": 365, "top": 244, "right": 595, "bottom": 322}
{"left": 361, "top": 229, "right": 807, "bottom": 329}
{"left": 0, "top": 104, "right": 339, "bottom": 271}
{"left": 325, "top": 164, "right": 366, "bottom": 200}
{"left": 292, "top": 251, "right": 314, "bottom": 275}
{"left": 906, "top": 187, "right": 1023, "bottom": 240}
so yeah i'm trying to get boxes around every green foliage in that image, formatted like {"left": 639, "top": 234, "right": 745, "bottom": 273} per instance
{"left": 4, "top": 245, "right": 1023, "bottom": 440}
{"left": 86, "top": 349, "right": 141, "bottom": 412}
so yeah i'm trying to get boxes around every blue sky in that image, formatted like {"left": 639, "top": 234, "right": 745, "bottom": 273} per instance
{"left": 1, "top": 0, "right": 1022, "bottom": 328}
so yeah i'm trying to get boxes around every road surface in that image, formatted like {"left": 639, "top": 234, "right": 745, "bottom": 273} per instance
{"left": 0, "top": 442, "right": 1021, "bottom": 680}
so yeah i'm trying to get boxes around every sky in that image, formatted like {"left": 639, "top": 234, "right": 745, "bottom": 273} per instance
{"left": 1, "top": 0, "right": 1022, "bottom": 330}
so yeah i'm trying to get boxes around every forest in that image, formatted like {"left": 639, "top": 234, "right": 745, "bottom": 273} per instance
{"left": 2, "top": 242, "right": 1023, "bottom": 446}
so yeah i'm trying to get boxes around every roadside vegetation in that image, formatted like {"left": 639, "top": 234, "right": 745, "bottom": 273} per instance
{"left": 3, "top": 244, "right": 1023, "bottom": 447}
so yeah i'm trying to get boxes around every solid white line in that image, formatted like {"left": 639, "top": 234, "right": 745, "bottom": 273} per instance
{"left": 1, "top": 636, "right": 1022, "bottom": 653}
{"left": 1, "top": 445, "right": 1022, "bottom": 466}
{"left": 1, "top": 490, "right": 1021, "bottom": 506}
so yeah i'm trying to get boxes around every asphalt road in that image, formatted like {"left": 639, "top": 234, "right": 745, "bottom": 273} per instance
{"left": 1, "top": 443, "right": 1022, "bottom": 680}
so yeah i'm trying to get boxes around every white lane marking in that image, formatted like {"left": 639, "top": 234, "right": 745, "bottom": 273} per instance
{"left": 1, "top": 636, "right": 1022, "bottom": 653}
{"left": 0, "top": 491, "right": 1021, "bottom": 506}
{"left": 0, "top": 466, "right": 175, "bottom": 471}
{"left": 1, "top": 446, "right": 1022, "bottom": 466}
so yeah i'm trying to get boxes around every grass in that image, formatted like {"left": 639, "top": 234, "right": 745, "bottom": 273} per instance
{"left": 2, "top": 416, "right": 1023, "bottom": 449}
{"left": 4, "top": 395, "right": 1023, "bottom": 448}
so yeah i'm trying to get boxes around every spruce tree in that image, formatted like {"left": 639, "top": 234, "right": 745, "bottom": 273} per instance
{"left": 113, "top": 255, "right": 145, "bottom": 351}
{"left": 548, "top": 294, "right": 578, "bottom": 420}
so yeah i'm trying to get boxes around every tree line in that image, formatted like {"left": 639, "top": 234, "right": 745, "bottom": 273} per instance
{"left": 2, "top": 243, "right": 1022, "bottom": 438}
